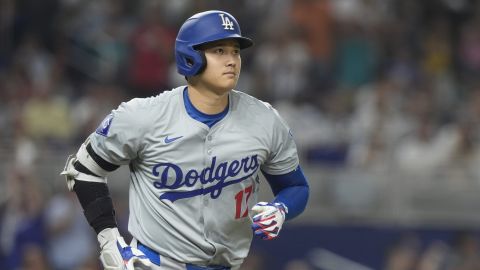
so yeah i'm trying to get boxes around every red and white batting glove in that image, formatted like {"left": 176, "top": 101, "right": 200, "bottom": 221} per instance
{"left": 251, "top": 202, "right": 288, "bottom": 240}
{"left": 97, "top": 228, "right": 152, "bottom": 270}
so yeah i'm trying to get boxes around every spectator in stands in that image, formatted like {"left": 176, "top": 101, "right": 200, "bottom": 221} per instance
{"left": 0, "top": 170, "right": 46, "bottom": 270}
{"left": 384, "top": 233, "right": 421, "bottom": 270}
{"left": 44, "top": 191, "right": 96, "bottom": 270}
{"left": 127, "top": 2, "right": 175, "bottom": 97}
{"left": 252, "top": 25, "right": 310, "bottom": 102}
{"left": 20, "top": 245, "right": 51, "bottom": 270}
{"left": 21, "top": 82, "right": 73, "bottom": 147}
{"left": 444, "top": 231, "right": 480, "bottom": 270}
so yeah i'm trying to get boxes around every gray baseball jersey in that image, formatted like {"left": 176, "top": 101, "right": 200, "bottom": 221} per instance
{"left": 89, "top": 86, "right": 299, "bottom": 268}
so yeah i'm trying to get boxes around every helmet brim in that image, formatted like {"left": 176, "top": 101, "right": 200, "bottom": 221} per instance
{"left": 193, "top": 36, "right": 254, "bottom": 50}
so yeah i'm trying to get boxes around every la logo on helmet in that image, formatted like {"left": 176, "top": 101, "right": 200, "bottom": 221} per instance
{"left": 219, "top": 13, "right": 234, "bottom": 30}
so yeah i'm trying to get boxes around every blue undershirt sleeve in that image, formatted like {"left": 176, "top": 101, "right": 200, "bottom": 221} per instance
{"left": 262, "top": 166, "right": 309, "bottom": 220}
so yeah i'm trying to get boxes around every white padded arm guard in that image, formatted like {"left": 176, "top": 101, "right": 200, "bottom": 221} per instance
{"left": 75, "top": 138, "right": 110, "bottom": 176}
{"left": 61, "top": 138, "right": 109, "bottom": 191}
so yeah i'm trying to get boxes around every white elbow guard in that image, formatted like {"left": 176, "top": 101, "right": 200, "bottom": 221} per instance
{"left": 61, "top": 139, "right": 109, "bottom": 191}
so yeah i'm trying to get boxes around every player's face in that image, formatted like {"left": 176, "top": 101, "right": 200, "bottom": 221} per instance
{"left": 196, "top": 39, "right": 241, "bottom": 94}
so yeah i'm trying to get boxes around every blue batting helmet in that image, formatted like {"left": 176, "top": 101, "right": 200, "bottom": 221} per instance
{"left": 175, "top": 10, "right": 253, "bottom": 76}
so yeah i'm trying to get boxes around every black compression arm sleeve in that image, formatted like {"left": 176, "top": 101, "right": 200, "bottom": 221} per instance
{"left": 73, "top": 174, "right": 117, "bottom": 234}
{"left": 71, "top": 144, "right": 119, "bottom": 234}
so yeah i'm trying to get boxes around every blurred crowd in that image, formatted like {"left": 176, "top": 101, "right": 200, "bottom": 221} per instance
{"left": 2, "top": 0, "right": 480, "bottom": 269}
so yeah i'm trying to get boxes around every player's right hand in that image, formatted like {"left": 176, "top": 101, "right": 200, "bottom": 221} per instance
{"left": 97, "top": 228, "right": 152, "bottom": 270}
{"left": 251, "top": 202, "right": 288, "bottom": 240}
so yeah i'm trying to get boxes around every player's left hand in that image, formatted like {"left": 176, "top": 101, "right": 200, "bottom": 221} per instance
{"left": 251, "top": 202, "right": 288, "bottom": 240}
{"left": 98, "top": 228, "right": 152, "bottom": 270}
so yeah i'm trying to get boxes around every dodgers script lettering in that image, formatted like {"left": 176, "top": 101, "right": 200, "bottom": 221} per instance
{"left": 152, "top": 155, "right": 259, "bottom": 202}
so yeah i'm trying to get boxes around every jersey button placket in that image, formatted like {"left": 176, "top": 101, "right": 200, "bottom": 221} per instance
{"left": 204, "top": 134, "right": 213, "bottom": 208}
{"left": 206, "top": 134, "right": 213, "bottom": 155}
{"left": 204, "top": 133, "right": 214, "bottom": 246}
{"left": 202, "top": 148, "right": 210, "bottom": 245}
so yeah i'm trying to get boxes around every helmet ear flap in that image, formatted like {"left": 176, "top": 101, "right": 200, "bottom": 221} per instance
{"left": 195, "top": 52, "right": 207, "bottom": 75}
{"left": 183, "top": 52, "right": 207, "bottom": 77}
{"left": 175, "top": 45, "right": 206, "bottom": 76}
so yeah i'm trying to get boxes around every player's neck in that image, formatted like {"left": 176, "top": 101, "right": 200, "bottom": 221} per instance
{"left": 187, "top": 85, "right": 229, "bottom": 115}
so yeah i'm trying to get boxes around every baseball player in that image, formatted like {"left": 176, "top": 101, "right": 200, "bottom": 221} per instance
{"left": 61, "top": 10, "right": 309, "bottom": 270}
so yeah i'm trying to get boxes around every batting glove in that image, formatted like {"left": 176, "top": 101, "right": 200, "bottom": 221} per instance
{"left": 251, "top": 202, "right": 288, "bottom": 240}
{"left": 97, "top": 228, "right": 152, "bottom": 270}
